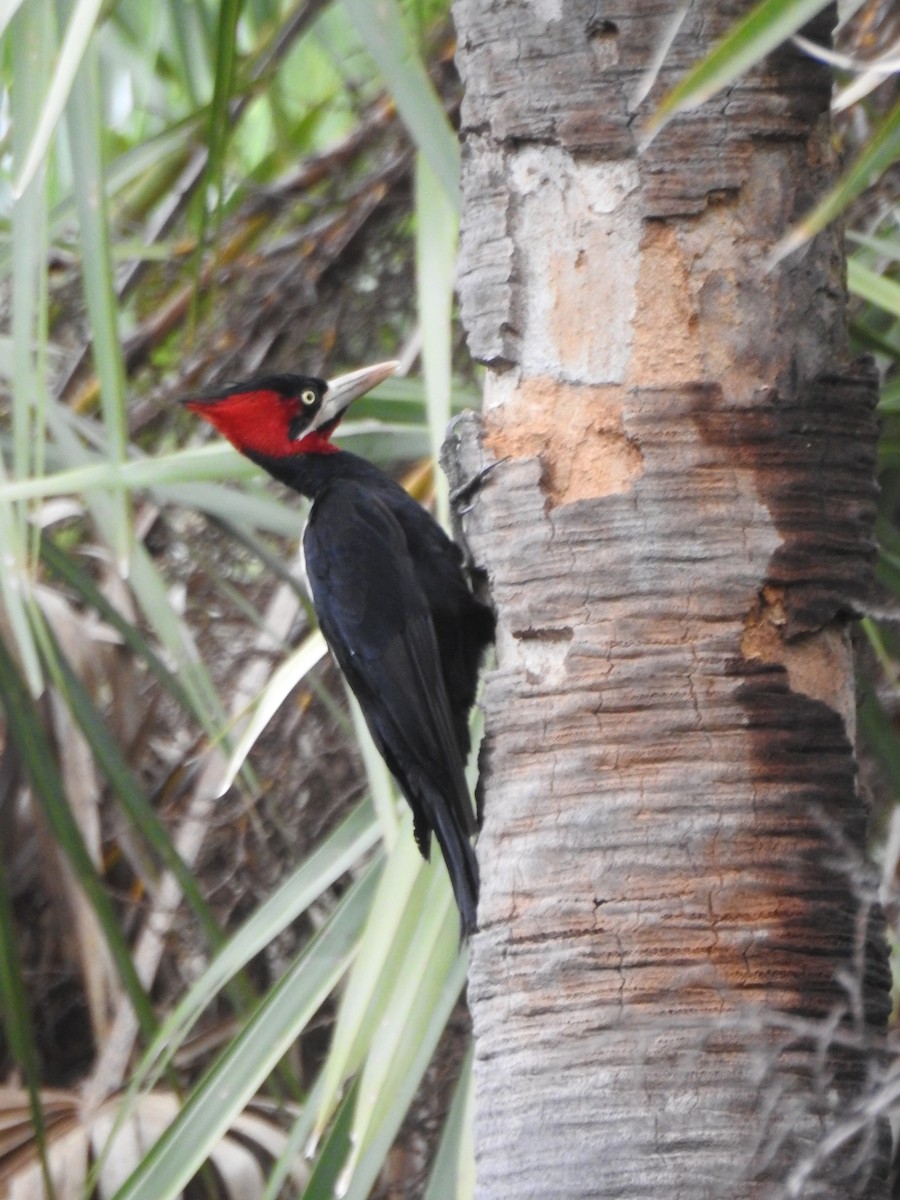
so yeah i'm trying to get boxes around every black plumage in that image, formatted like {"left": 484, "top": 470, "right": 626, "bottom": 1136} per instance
{"left": 184, "top": 363, "right": 494, "bottom": 934}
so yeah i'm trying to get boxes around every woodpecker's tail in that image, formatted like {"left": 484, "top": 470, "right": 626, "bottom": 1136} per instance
{"left": 431, "top": 799, "right": 480, "bottom": 938}
{"left": 408, "top": 769, "right": 479, "bottom": 937}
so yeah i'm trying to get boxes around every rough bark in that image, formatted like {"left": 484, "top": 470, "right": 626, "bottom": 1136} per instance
{"left": 448, "top": 2, "right": 892, "bottom": 1197}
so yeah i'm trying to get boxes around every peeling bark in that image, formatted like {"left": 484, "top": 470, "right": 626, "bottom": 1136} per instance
{"left": 449, "top": 1, "right": 891, "bottom": 1197}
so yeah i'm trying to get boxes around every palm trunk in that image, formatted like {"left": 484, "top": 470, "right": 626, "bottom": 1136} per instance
{"left": 449, "top": 2, "right": 892, "bottom": 1195}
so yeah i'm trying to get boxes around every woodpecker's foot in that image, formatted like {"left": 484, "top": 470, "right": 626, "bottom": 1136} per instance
{"left": 450, "top": 458, "right": 509, "bottom": 514}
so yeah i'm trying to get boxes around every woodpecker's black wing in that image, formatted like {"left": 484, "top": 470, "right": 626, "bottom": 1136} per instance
{"left": 388, "top": 498, "right": 495, "bottom": 765}
{"left": 303, "top": 479, "right": 479, "bottom": 933}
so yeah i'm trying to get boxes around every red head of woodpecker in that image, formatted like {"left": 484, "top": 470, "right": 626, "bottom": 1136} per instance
{"left": 182, "top": 360, "right": 399, "bottom": 461}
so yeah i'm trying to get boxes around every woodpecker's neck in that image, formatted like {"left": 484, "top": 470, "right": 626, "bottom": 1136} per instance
{"left": 246, "top": 445, "right": 386, "bottom": 501}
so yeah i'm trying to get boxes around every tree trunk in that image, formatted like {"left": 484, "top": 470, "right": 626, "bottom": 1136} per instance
{"left": 448, "top": 2, "right": 892, "bottom": 1196}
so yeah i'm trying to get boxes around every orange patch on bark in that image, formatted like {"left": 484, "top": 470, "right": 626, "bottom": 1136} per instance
{"left": 627, "top": 222, "right": 703, "bottom": 387}
{"left": 484, "top": 377, "right": 643, "bottom": 506}
{"left": 741, "top": 586, "right": 856, "bottom": 738}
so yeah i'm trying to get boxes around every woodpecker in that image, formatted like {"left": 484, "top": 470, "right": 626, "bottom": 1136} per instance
{"left": 183, "top": 361, "right": 494, "bottom": 935}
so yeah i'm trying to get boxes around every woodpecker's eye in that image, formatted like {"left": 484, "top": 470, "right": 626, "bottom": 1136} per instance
{"left": 301, "top": 388, "right": 317, "bottom": 407}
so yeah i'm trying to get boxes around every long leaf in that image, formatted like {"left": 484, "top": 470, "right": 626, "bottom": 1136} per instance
{"left": 11, "top": 0, "right": 51, "bottom": 500}
{"left": 415, "top": 149, "right": 457, "bottom": 527}
{"left": 1, "top": 0, "right": 53, "bottom": 698}
{"left": 0, "top": 0, "right": 29, "bottom": 41}
{"left": 646, "top": 0, "right": 832, "bottom": 136}
{"left": 423, "top": 1042, "right": 475, "bottom": 1200}
{"left": 190, "top": 0, "right": 242, "bottom": 319}
{"left": 347, "top": 863, "right": 457, "bottom": 1153}
{"left": 122, "top": 799, "right": 381, "bottom": 1102}
{"left": 300, "top": 1079, "right": 360, "bottom": 1200}
{"left": 340, "top": 916, "right": 467, "bottom": 1200}
{"left": 313, "top": 826, "right": 428, "bottom": 1141}
{"left": 108, "top": 864, "right": 380, "bottom": 1200}
{"left": 848, "top": 256, "right": 900, "bottom": 321}
{"left": 340, "top": 0, "right": 459, "bottom": 207}
{"left": 774, "top": 93, "right": 900, "bottom": 260}
{"left": 62, "top": 13, "right": 131, "bottom": 566}
{"left": 12, "top": 0, "right": 105, "bottom": 197}
{"left": 216, "top": 630, "right": 329, "bottom": 795}
{"left": 260, "top": 1072, "right": 327, "bottom": 1200}
{"left": 0, "top": 433, "right": 424, "bottom": 503}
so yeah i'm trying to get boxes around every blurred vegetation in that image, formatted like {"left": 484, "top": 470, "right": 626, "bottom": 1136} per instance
{"left": 0, "top": 0, "right": 898, "bottom": 1197}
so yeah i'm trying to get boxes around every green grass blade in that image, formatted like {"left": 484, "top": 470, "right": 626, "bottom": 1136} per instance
{"left": 846, "top": 230, "right": 900, "bottom": 260}
{"left": 877, "top": 377, "right": 900, "bottom": 414}
{"left": 337, "top": 863, "right": 459, "bottom": 1185}
{"left": 0, "top": 520, "right": 41, "bottom": 694}
{"left": 313, "top": 826, "right": 427, "bottom": 1141}
{"left": 123, "top": 799, "right": 381, "bottom": 1100}
{"left": 415, "top": 150, "right": 457, "bottom": 527}
{"left": 62, "top": 17, "right": 131, "bottom": 565}
{"left": 217, "top": 630, "right": 328, "bottom": 795}
{"left": 10, "top": 0, "right": 51, "bottom": 498}
{"left": 340, "top": 0, "right": 459, "bottom": 207}
{"left": 0, "top": 0, "right": 29, "bottom": 40}
{"left": 12, "top": 0, "right": 104, "bottom": 197}
{"left": 423, "top": 1042, "right": 474, "bottom": 1200}
{"left": 259, "top": 1073, "right": 327, "bottom": 1200}
{"left": 1, "top": 0, "right": 53, "bottom": 697}
{"left": 168, "top": 0, "right": 214, "bottom": 108}
{"left": 647, "top": 0, "right": 832, "bottom": 137}
{"left": 108, "top": 864, "right": 380, "bottom": 1200}
{"left": 89, "top": 803, "right": 380, "bottom": 1191}
{"left": 300, "top": 1079, "right": 360, "bottom": 1200}
{"left": 849, "top": 256, "right": 900, "bottom": 321}
{"left": 775, "top": 94, "right": 900, "bottom": 260}
{"left": 340, "top": 907, "right": 467, "bottom": 1200}
{"left": 161, "top": 480, "right": 305, "bottom": 537}
{"left": 191, "top": 0, "right": 241, "bottom": 297}
{"left": 0, "top": 429, "right": 434, "bottom": 506}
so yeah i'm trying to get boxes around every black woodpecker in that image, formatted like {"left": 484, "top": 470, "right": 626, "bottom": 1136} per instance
{"left": 184, "top": 362, "right": 494, "bottom": 934}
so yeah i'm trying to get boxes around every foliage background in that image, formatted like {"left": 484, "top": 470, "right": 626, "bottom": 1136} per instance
{"left": 0, "top": 0, "right": 898, "bottom": 1196}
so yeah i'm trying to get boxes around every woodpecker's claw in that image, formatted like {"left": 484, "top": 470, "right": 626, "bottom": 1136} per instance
{"left": 450, "top": 457, "right": 509, "bottom": 514}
